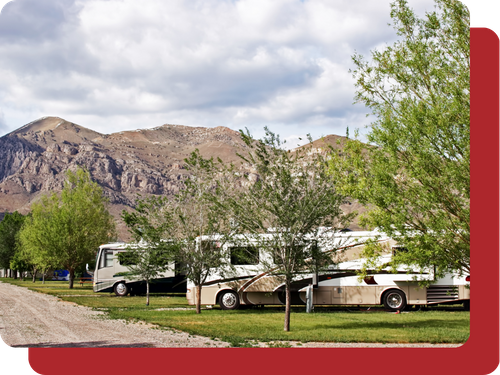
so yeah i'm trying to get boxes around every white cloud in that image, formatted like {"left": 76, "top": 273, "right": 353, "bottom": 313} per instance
{"left": 0, "top": 0, "right": 437, "bottom": 140}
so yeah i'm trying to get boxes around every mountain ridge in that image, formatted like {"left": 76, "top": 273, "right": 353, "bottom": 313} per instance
{"left": 0, "top": 117, "right": 361, "bottom": 239}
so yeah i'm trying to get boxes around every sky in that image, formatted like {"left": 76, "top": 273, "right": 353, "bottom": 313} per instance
{"left": 0, "top": 0, "right": 444, "bottom": 147}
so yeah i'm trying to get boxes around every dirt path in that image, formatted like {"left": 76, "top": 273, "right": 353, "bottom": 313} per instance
{"left": 0, "top": 281, "right": 462, "bottom": 348}
{"left": 0, "top": 281, "right": 229, "bottom": 348}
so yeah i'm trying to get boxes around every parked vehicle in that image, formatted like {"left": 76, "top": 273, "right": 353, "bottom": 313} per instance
{"left": 186, "top": 231, "right": 470, "bottom": 311}
{"left": 52, "top": 269, "right": 70, "bottom": 281}
{"left": 93, "top": 242, "right": 186, "bottom": 296}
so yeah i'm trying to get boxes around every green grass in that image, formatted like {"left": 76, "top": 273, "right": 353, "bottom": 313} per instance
{"left": 0, "top": 278, "right": 99, "bottom": 295}
{"left": 103, "top": 307, "right": 469, "bottom": 345}
{"left": 0, "top": 277, "right": 469, "bottom": 345}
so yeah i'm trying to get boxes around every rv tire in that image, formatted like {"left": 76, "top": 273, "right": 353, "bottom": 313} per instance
{"left": 219, "top": 290, "right": 240, "bottom": 310}
{"left": 463, "top": 300, "right": 470, "bottom": 311}
{"left": 114, "top": 282, "right": 129, "bottom": 297}
{"left": 383, "top": 289, "right": 406, "bottom": 311}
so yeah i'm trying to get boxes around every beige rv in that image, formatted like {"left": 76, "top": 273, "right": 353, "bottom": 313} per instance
{"left": 186, "top": 231, "right": 470, "bottom": 311}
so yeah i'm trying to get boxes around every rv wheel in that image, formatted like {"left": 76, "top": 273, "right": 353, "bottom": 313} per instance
{"left": 114, "top": 282, "right": 129, "bottom": 297}
{"left": 219, "top": 291, "right": 240, "bottom": 310}
{"left": 383, "top": 289, "right": 406, "bottom": 311}
{"left": 463, "top": 300, "right": 470, "bottom": 311}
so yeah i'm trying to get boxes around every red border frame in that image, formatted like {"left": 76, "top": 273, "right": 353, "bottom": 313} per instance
{"left": 28, "top": 28, "right": 499, "bottom": 375}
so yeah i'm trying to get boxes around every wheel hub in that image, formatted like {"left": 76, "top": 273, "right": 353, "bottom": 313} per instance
{"left": 222, "top": 293, "right": 236, "bottom": 308}
{"left": 387, "top": 293, "right": 402, "bottom": 308}
{"left": 116, "top": 283, "right": 126, "bottom": 295}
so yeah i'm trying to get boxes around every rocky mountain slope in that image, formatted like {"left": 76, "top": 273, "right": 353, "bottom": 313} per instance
{"left": 0, "top": 117, "right": 362, "bottom": 240}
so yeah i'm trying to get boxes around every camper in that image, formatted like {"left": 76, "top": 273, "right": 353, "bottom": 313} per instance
{"left": 186, "top": 231, "right": 470, "bottom": 311}
{"left": 93, "top": 242, "right": 186, "bottom": 296}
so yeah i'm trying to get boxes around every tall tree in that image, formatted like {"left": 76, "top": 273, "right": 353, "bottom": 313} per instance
{"left": 329, "top": 0, "right": 469, "bottom": 279}
{"left": 173, "top": 150, "right": 233, "bottom": 314}
{"left": 18, "top": 167, "right": 116, "bottom": 288}
{"left": 18, "top": 205, "right": 62, "bottom": 283}
{"left": 9, "top": 251, "right": 30, "bottom": 281}
{"left": 0, "top": 211, "right": 26, "bottom": 278}
{"left": 216, "top": 128, "right": 351, "bottom": 331}
{"left": 122, "top": 152, "right": 232, "bottom": 313}
{"left": 121, "top": 196, "right": 176, "bottom": 306}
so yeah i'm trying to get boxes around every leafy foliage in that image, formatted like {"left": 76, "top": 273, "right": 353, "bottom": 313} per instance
{"left": 171, "top": 150, "right": 234, "bottom": 314}
{"left": 9, "top": 251, "right": 32, "bottom": 281}
{"left": 122, "top": 154, "right": 232, "bottom": 312}
{"left": 0, "top": 211, "right": 26, "bottom": 274}
{"left": 122, "top": 197, "right": 177, "bottom": 305}
{"left": 328, "top": 0, "right": 469, "bottom": 279}
{"left": 18, "top": 167, "right": 116, "bottom": 288}
{"left": 213, "top": 128, "right": 351, "bottom": 331}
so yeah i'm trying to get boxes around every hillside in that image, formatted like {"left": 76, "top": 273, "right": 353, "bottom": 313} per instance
{"left": 0, "top": 117, "right": 364, "bottom": 239}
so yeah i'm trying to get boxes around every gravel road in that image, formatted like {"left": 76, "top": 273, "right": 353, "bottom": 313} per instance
{"left": 0, "top": 281, "right": 462, "bottom": 348}
{"left": 0, "top": 281, "right": 230, "bottom": 348}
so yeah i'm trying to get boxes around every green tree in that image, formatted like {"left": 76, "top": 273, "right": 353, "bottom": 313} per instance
{"left": 15, "top": 237, "right": 56, "bottom": 283}
{"left": 329, "top": 0, "right": 469, "bottom": 279}
{"left": 0, "top": 211, "right": 26, "bottom": 278}
{"left": 122, "top": 153, "right": 232, "bottom": 313}
{"left": 217, "top": 128, "right": 351, "bottom": 331}
{"left": 9, "top": 250, "right": 32, "bottom": 281}
{"left": 18, "top": 167, "right": 116, "bottom": 288}
{"left": 121, "top": 196, "right": 176, "bottom": 306}
{"left": 173, "top": 150, "right": 233, "bottom": 314}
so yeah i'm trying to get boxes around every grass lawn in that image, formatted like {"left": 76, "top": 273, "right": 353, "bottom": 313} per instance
{"left": 103, "top": 307, "right": 469, "bottom": 346}
{"left": 0, "top": 278, "right": 470, "bottom": 346}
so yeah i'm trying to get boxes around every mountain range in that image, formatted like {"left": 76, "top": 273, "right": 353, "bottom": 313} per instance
{"left": 0, "top": 117, "right": 364, "bottom": 240}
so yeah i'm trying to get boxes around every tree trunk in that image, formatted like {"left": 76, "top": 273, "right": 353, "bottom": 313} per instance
{"left": 69, "top": 269, "right": 75, "bottom": 289}
{"left": 196, "top": 284, "right": 202, "bottom": 314}
{"left": 284, "top": 281, "right": 291, "bottom": 331}
{"left": 13, "top": 270, "right": 17, "bottom": 280}
{"left": 32, "top": 268, "right": 37, "bottom": 283}
{"left": 146, "top": 281, "right": 150, "bottom": 306}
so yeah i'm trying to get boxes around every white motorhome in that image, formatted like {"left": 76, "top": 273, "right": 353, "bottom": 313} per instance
{"left": 93, "top": 243, "right": 186, "bottom": 296}
{"left": 186, "top": 231, "right": 470, "bottom": 311}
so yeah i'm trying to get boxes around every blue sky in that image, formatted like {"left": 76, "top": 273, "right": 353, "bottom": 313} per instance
{"left": 0, "top": 0, "right": 446, "bottom": 146}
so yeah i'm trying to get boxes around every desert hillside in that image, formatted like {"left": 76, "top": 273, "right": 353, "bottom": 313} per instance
{"left": 0, "top": 117, "right": 364, "bottom": 240}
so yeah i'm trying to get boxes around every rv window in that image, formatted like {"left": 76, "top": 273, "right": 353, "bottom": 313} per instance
{"left": 99, "top": 250, "right": 114, "bottom": 268}
{"left": 154, "top": 249, "right": 171, "bottom": 266}
{"left": 230, "top": 246, "right": 259, "bottom": 265}
{"left": 117, "top": 252, "right": 138, "bottom": 266}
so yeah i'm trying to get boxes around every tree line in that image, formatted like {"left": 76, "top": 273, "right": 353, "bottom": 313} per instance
{"left": 0, "top": 0, "right": 469, "bottom": 332}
